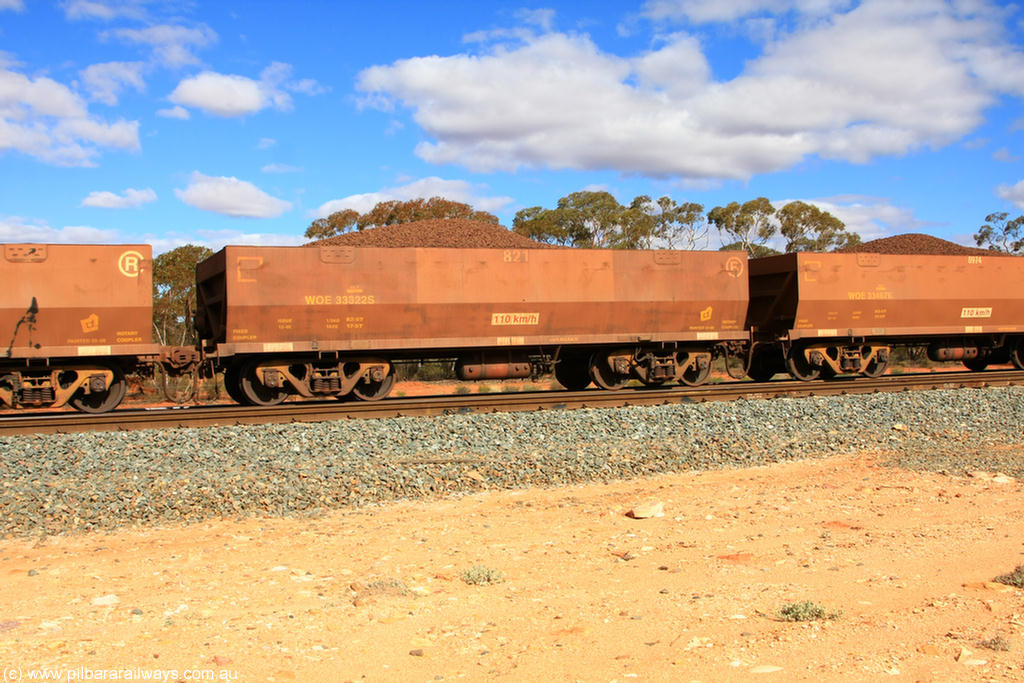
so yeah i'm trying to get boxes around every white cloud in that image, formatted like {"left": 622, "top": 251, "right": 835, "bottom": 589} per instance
{"left": 996, "top": 180, "right": 1024, "bottom": 210}
{"left": 312, "top": 176, "right": 514, "bottom": 219}
{"left": 168, "top": 63, "right": 322, "bottom": 117}
{"left": 81, "top": 187, "right": 157, "bottom": 208}
{"left": 642, "top": 0, "right": 853, "bottom": 24}
{"left": 0, "top": 215, "right": 119, "bottom": 243}
{"left": 64, "top": 0, "right": 147, "bottom": 21}
{"left": 175, "top": 171, "right": 292, "bottom": 218}
{"left": 145, "top": 229, "right": 307, "bottom": 256}
{"left": 104, "top": 24, "right": 217, "bottom": 68}
{"left": 169, "top": 72, "right": 268, "bottom": 117}
{"left": 357, "top": 2, "right": 1024, "bottom": 181}
{"left": 0, "top": 0, "right": 25, "bottom": 11}
{"left": 0, "top": 66, "right": 140, "bottom": 166}
{"left": 257, "top": 137, "right": 276, "bottom": 149}
{"left": 993, "top": 147, "right": 1021, "bottom": 162}
{"left": 790, "top": 195, "right": 932, "bottom": 243}
{"left": 262, "top": 163, "right": 301, "bottom": 173}
{"left": 80, "top": 61, "right": 145, "bottom": 105}
{"left": 156, "top": 104, "right": 189, "bottom": 119}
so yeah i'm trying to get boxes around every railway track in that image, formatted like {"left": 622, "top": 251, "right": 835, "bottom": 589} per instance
{"left": 1, "top": 369, "right": 1022, "bottom": 436}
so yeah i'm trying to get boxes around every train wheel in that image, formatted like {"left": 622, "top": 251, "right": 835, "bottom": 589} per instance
{"left": 962, "top": 358, "right": 989, "bottom": 372}
{"left": 239, "top": 361, "right": 288, "bottom": 406}
{"left": 70, "top": 366, "right": 127, "bottom": 414}
{"left": 223, "top": 365, "right": 250, "bottom": 405}
{"left": 1012, "top": 340, "right": 1024, "bottom": 370}
{"left": 860, "top": 355, "right": 889, "bottom": 378}
{"left": 785, "top": 349, "right": 821, "bottom": 381}
{"left": 746, "top": 346, "right": 780, "bottom": 382}
{"left": 679, "top": 359, "right": 711, "bottom": 387}
{"left": 554, "top": 356, "right": 592, "bottom": 391}
{"left": 352, "top": 372, "right": 395, "bottom": 401}
{"left": 589, "top": 352, "right": 629, "bottom": 390}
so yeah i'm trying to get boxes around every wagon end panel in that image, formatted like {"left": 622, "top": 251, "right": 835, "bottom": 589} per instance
{"left": 746, "top": 253, "right": 800, "bottom": 335}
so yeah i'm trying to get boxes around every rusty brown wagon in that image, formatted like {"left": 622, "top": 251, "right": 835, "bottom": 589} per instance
{"left": 746, "top": 252, "right": 1024, "bottom": 380}
{"left": 0, "top": 244, "right": 160, "bottom": 412}
{"left": 194, "top": 245, "right": 750, "bottom": 404}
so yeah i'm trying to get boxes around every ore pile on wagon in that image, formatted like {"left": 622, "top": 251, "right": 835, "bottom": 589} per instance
{"left": 307, "top": 218, "right": 554, "bottom": 250}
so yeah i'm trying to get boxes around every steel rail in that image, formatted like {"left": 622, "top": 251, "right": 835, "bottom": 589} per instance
{"left": 1, "top": 369, "right": 1022, "bottom": 436}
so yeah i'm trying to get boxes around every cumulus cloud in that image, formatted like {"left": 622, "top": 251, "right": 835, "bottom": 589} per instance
{"left": 0, "top": 66, "right": 140, "bottom": 166}
{"left": 793, "top": 195, "right": 932, "bottom": 243}
{"left": 64, "top": 0, "right": 147, "bottom": 21}
{"left": 169, "top": 72, "right": 268, "bottom": 117}
{"left": 0, "top": 0, "right": 25, "bottom": 11}
{"left": 642, "top": 0, "right": 853, "bottom": 24}
{"left": 168, "top": 63, "right": 322, "bottom": 117}
{"left": 80, "top": 61, "right": 145, "bottom": 105}
{"left": 156, "top": 104, "right": 189, "bottom": 119}
{"left": 104, "top": 24, "right": 217, "bottom": 68}
{"left": 0, "top": 215, "right": 119, "bottom": 243}
{"left": 357, "top": 2, "right": 1024, "bottom": 181}
{"left": 143, "top": 229, "right": 306, "bottom": 255}
{"left": 311, "top": 176, "right": 514, "bottom": 218}
{"left": 175, "top": 171, "right": 292, "bottom": 218}
{"left": 996, "top": 180, "right": 1024, "bottom": 210}
{"left": 262, "top": 163, "right": 301, "bottom": 173}
{"left": 993, "top": 147, "right": 1021, "bottom": 162}
{"left": 81, "top": 187, "right": 157, "bottom": 208}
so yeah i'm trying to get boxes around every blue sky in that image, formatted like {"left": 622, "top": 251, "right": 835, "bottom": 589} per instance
{"left": 1, "top": 0, "right": 1023, "bottom": 254}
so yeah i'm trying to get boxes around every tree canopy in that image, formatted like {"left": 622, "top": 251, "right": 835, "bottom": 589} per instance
{"left": 512, "top": 191, "right": 710, "bottom": 250}
{"left": 305, "top": 197, "right": 499, "bottom": 240}
{"left": 152, "top": 244, "right": 213, "bottom": 346}
{"left": 778, "top": 200, "right": 860, "bottom": 252}
{"left": 975, "top": 212, "right": 1024, "bottom": 254}
{"left": 706, "top": 197, "right": 778, "bottom": 256}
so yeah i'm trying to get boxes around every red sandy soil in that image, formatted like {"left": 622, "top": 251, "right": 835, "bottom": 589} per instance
{"left": 1, "top": 452, "right": 1022, "bottom": 682}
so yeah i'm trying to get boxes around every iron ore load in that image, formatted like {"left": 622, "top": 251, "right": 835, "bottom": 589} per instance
{"left": 1, "top": 226, "right": 1022, "bottom": 413}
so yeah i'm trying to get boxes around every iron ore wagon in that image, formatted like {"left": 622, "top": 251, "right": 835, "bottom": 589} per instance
{"left": 194, "top": 245, "right": 750, "bottom": 404}
{"left": 746, "top": 252, "right": 1024, "bottom": 380}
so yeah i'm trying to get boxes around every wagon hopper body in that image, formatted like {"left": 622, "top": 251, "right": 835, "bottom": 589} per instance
{"left": 0, "top": 243, "right": 160, "bottom": 411}
{"left": 195, "top": 245, "right": 750, "bottom": 403}
{"left": 747, "top": 252, "right": 1024, "bottom": 379}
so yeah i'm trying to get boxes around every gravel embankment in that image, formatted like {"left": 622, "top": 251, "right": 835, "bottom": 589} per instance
{"left": 2, "top": 387, "right": 1023, "bottom": 537}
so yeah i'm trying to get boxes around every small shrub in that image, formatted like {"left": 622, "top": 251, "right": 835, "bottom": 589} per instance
{"left": 994, "top": 565, "right": 1024, "bottom": 588}
{"left": 454, "top": 385, "right": 471, "bottom": 395}
{"left": 979, "top": 634, "right": 1011, "bottom": 652}
{"left": 477, "top": 384, "right": 493, "bottom": 394}
{"left": 776, "top": 601, "right": 842, "bottom": 622}
{"left": 362, "top": 578, "right": 410, "bottom": 597}
{"left": 501, "top": 384, "right": 520, "bottom": 393}
{"left": 461, "top": 565, "right": 504, "bottom": 585}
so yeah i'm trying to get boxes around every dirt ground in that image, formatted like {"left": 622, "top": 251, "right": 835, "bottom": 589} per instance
{"left": 1, "top": 451, "right": 1023, "bottom": 683}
